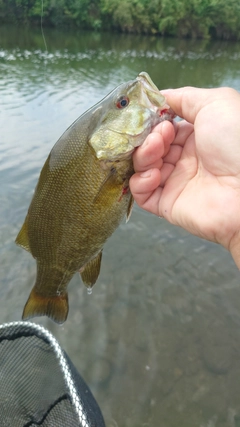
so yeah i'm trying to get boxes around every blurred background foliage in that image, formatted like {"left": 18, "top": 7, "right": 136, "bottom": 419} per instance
{"left": 0, "top": 0, "right": 240, "bottom": 39}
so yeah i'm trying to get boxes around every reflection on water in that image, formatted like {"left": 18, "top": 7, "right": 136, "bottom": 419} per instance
{"left": 1, "top": 25, "right": 240, "bottom": 426}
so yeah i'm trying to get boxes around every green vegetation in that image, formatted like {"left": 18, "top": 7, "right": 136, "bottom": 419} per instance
{"left": 0, "top": 0, "right": 240, "bottom": 40}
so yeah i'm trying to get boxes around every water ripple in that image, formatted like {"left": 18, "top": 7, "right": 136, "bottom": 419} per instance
{"left": 1, "top": 45, "right": 240, "bottom": 67}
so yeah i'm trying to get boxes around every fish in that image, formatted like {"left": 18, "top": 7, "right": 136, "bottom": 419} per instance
{"left": 15, "top": 72, "right": 175, "bottom": 324}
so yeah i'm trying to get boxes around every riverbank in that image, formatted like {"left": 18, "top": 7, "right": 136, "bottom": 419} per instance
{"left": 0, "top": 0, "right": 240, "bottom": 40}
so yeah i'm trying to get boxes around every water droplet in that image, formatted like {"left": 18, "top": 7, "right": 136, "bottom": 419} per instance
{"left": 87, "top": 287, "right": 92, "bottom": 295}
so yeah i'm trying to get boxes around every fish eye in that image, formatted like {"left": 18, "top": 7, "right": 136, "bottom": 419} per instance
{"left": 116, "top": 96, "right": 129, "bottom": 109}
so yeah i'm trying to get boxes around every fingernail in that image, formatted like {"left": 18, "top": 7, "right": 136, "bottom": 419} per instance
{"left": 140, "top": 170, "right": 152, "bottom": 178}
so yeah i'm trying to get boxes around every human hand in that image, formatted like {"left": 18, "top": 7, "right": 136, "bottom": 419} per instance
{"left": 129, "top": 87, "right": 240, "bottom": 267}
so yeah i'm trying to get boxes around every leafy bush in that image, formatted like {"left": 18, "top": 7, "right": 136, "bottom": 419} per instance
{"left": 1, "top": 0, "right": 240, "bottom": 40}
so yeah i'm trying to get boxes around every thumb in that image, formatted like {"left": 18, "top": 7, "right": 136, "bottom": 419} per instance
{"left": 161, "top": 87, "right": 221, "bottom": 124}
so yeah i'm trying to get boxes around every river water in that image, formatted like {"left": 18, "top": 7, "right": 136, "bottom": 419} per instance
{"left": 1, "top": 24, "right": 240, "bottom": 427}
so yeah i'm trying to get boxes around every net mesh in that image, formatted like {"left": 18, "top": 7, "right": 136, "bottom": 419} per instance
{"left": 0, "top": 321, "right": 105, "bottom": 427}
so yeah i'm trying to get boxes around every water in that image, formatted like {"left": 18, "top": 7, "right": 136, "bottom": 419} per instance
{"left": 1, "top": 24, "right": 240, "bottom": 426}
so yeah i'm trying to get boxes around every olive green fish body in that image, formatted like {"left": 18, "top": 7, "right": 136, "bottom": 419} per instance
{"left": 16, "top": 72, "right": 174, "bottom": 323}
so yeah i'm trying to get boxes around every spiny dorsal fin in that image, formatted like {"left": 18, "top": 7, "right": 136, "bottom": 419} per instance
{"left": 15, "top": 218, "right": 31, "bottom": 253}
{"left": 80, "top": 251, "right": 103, "bottom": 288}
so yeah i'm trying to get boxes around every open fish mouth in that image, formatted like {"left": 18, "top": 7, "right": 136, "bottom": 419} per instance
{"left": 137, "top": 72, "right": 160, "bottom": 93}
{"left": 137, "top": 72, "right": 176, "bottom": 121}
{"left": 137, "top": 72, "right": 166, "bottom": 110}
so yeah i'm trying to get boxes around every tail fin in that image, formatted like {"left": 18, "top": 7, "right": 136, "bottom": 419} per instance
{"left": 22, "top": 287, "right": 69, "bottom": 324}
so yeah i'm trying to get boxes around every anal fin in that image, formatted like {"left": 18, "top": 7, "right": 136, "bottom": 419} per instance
{"left": 15, "top": 218, "right": 31, "bottom": 253}
{"left": 80, "top": 251, "right": 102, "bottom": 289}
{"left": 22, "top": 287, "right": 69, "bottom": 324}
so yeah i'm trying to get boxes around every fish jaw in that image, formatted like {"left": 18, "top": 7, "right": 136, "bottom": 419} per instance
{"left": 136, "top": 71, "right": 166, "bottom": 112}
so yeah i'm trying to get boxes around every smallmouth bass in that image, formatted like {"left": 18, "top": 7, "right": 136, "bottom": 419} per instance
{"left": 16, "top": 72, "right": 175, "bottom": 324}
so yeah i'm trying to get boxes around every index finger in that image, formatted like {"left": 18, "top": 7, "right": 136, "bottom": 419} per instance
{"left": 133, "top": 120, "right": 175, "bottom": 173}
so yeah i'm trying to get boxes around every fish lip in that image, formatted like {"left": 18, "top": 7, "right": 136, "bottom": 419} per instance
{"left": 137, "top": 72, "right": 159, "bottom": 92}
{"left": 137, "top": 72, "right": 166, "bottom": 109}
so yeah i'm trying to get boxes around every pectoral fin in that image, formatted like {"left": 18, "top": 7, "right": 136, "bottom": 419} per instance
{"left": 93, "top": 168, "right": 116, "bottom": 204}
{"left": 15, "top": 218, "right": 31, "bottom": 253}
{"left": 126, "top": 195, "right": 134, "bottom": 222}
{"left": 80, "top": 251, "right": 102, "bottom": 289}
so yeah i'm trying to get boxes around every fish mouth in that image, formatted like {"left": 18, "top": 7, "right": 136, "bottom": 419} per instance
{"left": 137, "top": 72, "right": 160, "bottom": 90}
{"left": 137, "top": 72, "right": 166, "bottom": 110}
{"left": 137, "top": 72, "right": 176, "bottom": 122}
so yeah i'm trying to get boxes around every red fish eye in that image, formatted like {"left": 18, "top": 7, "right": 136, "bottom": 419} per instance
{"left": 116, "top": 96, "right": 129, "bottom": 109}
